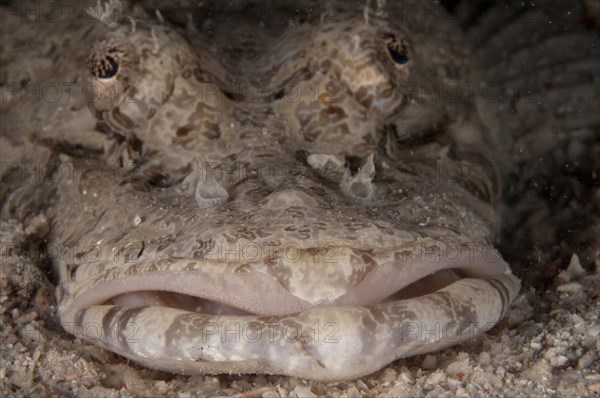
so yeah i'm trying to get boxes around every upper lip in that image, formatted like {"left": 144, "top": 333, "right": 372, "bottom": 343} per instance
{"left": 60, "top": 237, "right": 511, "bottom": 317}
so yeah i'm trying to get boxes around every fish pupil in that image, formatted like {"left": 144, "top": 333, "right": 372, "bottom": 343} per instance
{"left": 97, "top": 55, "right": 119, "bottom": 79}
{"left": 387, "top": 43, "right": 409, "bottom": 64}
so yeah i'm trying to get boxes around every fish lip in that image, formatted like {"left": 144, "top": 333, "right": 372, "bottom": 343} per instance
{"left": 59, "top": 238, "right": 512, "bottom": 317}
{"left": 63, "top": 273, "right": 521, "bottom": 380}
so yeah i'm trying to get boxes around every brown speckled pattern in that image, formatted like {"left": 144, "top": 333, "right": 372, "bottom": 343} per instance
{"left": 1, "top": 1, "right": 520, "bottom": 380}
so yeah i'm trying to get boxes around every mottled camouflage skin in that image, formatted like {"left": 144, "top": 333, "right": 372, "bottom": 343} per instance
{"left": 1, "top": 1, "right": 519, "bottom": 379}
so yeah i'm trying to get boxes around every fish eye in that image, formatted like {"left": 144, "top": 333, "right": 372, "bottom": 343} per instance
{"left": 88, "top": 46, "right": 121, "bottom": 79}
{"left": 385, "top": 33, "right": 410, "bottom": 65}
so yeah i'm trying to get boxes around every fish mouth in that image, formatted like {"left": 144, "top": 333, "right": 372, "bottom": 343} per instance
{"left": 106, "top": 268, "right": 464, "bottom": 316}
{"left": 60, "top": 238, "right": 514, "bottom": 317}
{"left": 57, "top": 238, "right": 519, "bottom": 379}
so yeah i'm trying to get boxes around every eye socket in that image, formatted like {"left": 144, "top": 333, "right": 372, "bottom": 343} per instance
{"left": 88, "top": 45, "right": 122, "bottom": 79}
{"left": 384, "top": 33, "right": 410, "bottom": 65}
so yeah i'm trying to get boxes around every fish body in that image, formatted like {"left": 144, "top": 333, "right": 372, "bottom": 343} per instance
{"left": 1, "top": 0, "right": 520, "bottom": 379}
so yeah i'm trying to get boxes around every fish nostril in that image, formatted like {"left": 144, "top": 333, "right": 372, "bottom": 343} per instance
{"left": 344, "top": 156, "right": 363, "bottom": 174}
{"left": 195, "top": 176, "right": 229, "bottom": 208}
{"left": 348, "top": 181, "right": 371, "bottom": 198}
{"left": 341, "top": 154, "right": 376, "bottom": 203}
